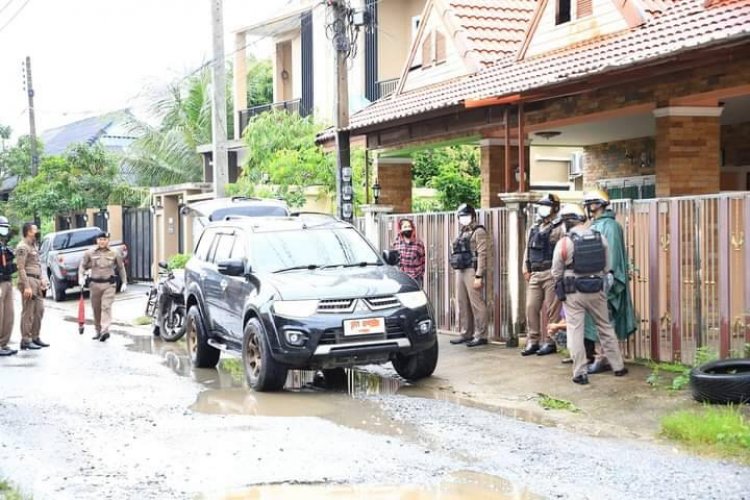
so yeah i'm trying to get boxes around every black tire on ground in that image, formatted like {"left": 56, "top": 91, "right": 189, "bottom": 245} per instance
{"left": 242, "top": 318, "right": 287, "bottom": 392}
{"left": 391, "top": 339, "right": 439, "bottom": 381}
{"left": 185, "top": 306, "right": 219, "bottom": 368}
{"left": 322, "top": 368, "right": 348, "bottom": 387}
{"left": 50, "top": 275, "right": 67, "bottom": 302}
{"left": 159, "top": 305, "right": 186, "bottom": 342}
{"left": 690, "top": 358, "right": 750, "bottom": 404}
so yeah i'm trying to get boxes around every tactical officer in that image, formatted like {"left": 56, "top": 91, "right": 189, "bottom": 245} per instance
{"left": 520, "top": 193, "right": 566, "bottom": 356}
{"left": 582, "top": 189, "right": 637, "bottom": 375}
{"left": 449, "top": 203, "right": 491, "bottom": 347}
{"left": 79, "top": 231, "right": 127, "bottom": 342}
{"left": 0, "top": 217, "right": 17, "bottom": 356}
{"left": 551, "top": 204, "right": 627, "bottom": 385}
{"left": 16, "top": 222, "right": 49, "bottom": 350}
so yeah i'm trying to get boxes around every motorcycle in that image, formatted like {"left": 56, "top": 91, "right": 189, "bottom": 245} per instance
{"left": 145, "top": 261, "right": 186, "bottom": 342}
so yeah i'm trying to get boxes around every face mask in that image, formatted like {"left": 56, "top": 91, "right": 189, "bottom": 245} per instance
{"left": 401, "top": 230, "right": 413, "bottom": 238}
{"left": 458, "top": 215, "right": 472, "bottom": 226}
{"left": 537, "top": 206, "right": 552, "bottom": 218}
{"left": 0, "top": 227, "right": 8, "bottom": 237}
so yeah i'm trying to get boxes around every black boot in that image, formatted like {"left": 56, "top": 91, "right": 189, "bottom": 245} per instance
{"left": 450, "top": 336, "right": 472, "bottom": 345}
{"left": 99, "top": 332, "right": 110, "bottom": 342}
{"left": 92, "top": 332, "right": 102, "bottom": 340}
{"left": 32, "top": 338, "right": 50, "bottom": 348}
{"left": 536, "top": 343, "right": 557, "bottom": 356}
{"left": 520, "top": 344, "right": 540, "bottom": 356}
{"left": 20, "top": 341, "right": 41, "bottom": 350}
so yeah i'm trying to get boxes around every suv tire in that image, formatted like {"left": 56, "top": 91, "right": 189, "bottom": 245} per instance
{"left": 242, "top": 318, "right": 287, "bottom": 392}
{"left": 392, "top": 340, "right": 439, "bottom": 381}
{"left": 186, "top": 306, "right": 220, "bottom": 368}
{"left": 50, "top": 275, "right": 67, "bottom": 302}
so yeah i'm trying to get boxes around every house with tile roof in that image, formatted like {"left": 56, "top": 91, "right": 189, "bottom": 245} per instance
{"left": 326, "top": 0, "right": 750, "bottom": 212}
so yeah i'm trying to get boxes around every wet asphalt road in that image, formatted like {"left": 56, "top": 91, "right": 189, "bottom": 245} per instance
{"left": 0, "top": 295, "right": 749, "bottom": 499}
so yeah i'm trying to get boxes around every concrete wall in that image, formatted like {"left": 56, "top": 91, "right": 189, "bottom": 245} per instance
{"left": 378, "top": 0, "right": 426, "bottom": 82}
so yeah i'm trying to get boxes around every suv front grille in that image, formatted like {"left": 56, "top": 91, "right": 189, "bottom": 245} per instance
{"left": 319, "top": 318, "right": 406, "bottom": 345}
{"left": 316, "top": 296, "right": 400, "bottom": 314}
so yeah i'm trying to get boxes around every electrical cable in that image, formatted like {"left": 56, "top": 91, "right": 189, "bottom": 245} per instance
{"left": 0, "top": 0, "right": 31, "bottom": 35}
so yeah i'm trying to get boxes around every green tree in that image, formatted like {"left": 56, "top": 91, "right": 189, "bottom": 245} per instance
{"left": 413, "top": 145, "right": 480, "bottom": 210}
{"left": 247, "top": 58, "right": 273, "bottom": 107}
{"left": 0, "top": 125, "right": 10, "bottom": 152}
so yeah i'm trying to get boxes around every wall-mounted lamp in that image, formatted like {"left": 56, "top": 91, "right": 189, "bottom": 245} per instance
{"left": 101, "top": 209, "right": 110, "bottom": 221}
{"left": 82, "top": 214, "right": 89, "bottom": 223}
{"left": 281, "top": 69, "right": 289, "bottom": 80}
{"left": 535, "top": 130, "right": 562, "bottom": 140}
{"left": 149, "top": 204, "right": 163, "bottom": 214}
{"left": 372, "top": 179, "right": 381, "bottom": 204}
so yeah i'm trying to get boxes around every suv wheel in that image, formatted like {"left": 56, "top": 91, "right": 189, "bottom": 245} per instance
{"left": 50, "top": 275, "right": 67, "bottom": 302}
{"left": 242, "top": 318, "right": 287, "bottom": 392}
{"left": 392, "top": 340, "right": 439, "bottom": 381}
{"left": 185, "top": 306, "right": 219, "bottom": 368}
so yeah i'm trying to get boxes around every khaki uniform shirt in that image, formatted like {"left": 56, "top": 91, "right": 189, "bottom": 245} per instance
{"left": 16, "top": 239, "right": 42, "bottom": 290}
{"left": 460, "top": 223, "right": 490, "bottom": 278}
{"left": 79, "top": 247, "right": 127, "bottom": 283}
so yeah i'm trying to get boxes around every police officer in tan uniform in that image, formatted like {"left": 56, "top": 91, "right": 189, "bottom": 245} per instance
{"left": 0, "top": 216, "right": 18, "bottom": 356}
{"left": 79, "top": 231, "right": 127, "bottom": 342}
{"left": 521, "top": 193, "right": 566, "bottom": 356}
{"left": 551, "top": 204, "right": 627, "bottom": 385}
{"left": 449, "top": 203, "right": 491, "bottom": 347}
{"left": 16, "top": 222, "right": 49, "bottom": 350}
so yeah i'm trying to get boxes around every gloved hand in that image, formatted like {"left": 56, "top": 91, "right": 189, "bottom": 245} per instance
{"left": 604, "top": 271, "right": 615, "bottom": 295}
{"left": 120, "top": 282, "right": 127, "bottom": 293}
{"left": 78, "top": 275, "right": 86, "bottom": 287}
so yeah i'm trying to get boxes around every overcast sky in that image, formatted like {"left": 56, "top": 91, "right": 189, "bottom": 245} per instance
{"left": 0, "top": 0, "right": 284, "bottom": 140}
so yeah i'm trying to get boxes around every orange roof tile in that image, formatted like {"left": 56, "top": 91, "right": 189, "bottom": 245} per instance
{"left": 347, "top": 0, "right": 750, "bottom": 132}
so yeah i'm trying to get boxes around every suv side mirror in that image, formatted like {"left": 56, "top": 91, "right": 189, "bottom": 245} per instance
{"left": 217, "top": 259, "right": 247, "bottom": 277}
{"left": 382, "top": 250, "right": 400, "bottom": 266}
{"left": 158, "top": 260, "right": 169, "bottom": 270}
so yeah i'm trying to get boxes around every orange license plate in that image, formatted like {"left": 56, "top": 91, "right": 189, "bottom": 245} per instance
{"left": 343, "top": 317, "right": 385, "bottom": 336}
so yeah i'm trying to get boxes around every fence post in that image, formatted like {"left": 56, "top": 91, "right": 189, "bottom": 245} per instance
{"left": 499, "top": 193, "right": 537, "bottom": 347}
{"left": 360, "top": 205, "right": 393, "bottom": 251}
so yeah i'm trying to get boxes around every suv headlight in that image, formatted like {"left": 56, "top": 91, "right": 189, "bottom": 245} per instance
{"left": 397, "top": 291, "right": 428, "bottom": 309}
{"left": 273, "top": 300, "right": 319, "bottom": 318}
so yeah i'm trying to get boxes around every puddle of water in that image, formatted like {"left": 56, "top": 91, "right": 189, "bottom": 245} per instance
{"left": 214, "top": 471, "right": 538, "bottom": 500}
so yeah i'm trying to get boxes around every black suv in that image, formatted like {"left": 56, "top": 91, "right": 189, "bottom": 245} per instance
{"left": 184, "top": 214, "right": 438, "bottom": 391}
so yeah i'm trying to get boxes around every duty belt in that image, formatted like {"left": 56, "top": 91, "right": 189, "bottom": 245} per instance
{"left": 90, "top": 276, "right": 116, "bottom": 284}
{"left": 0, "top": 275, "right": 11, "bottom": 282}
{"left": 26, "top": 273, "right": 40, "bottom": 279}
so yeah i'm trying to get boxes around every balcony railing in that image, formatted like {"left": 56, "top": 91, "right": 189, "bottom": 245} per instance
{"left": 238, "top": 98, "right": 304, "bottom": 134}
{"left": 376, "top": 78, "right": 399, "bottom": 99}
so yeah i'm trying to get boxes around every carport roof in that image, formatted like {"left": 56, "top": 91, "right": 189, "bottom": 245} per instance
{"left": 344, "top": 0, "right": 750, "bottom": 133}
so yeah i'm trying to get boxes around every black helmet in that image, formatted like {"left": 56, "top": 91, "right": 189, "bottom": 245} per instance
{"left": 456, "top": 203, "right": 476, "bottom": 218}
{"left": 536, "top": 193, "right": 561, "bottom": 209}
{"left": 96, "top": 231, "right": 110, "bottom": 239}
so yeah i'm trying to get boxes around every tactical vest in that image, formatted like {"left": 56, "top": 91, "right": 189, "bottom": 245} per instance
{"left": 450, "top": 225, "right": 483, "bottom": 270}
{"left": 0, "top": 245, "right": 15, "bottom": 280}
{"left": 527, "top": 222, "right": 558, "bottom": 272}
{"left": 570, "top": 231, "right": 606, "bottom": 274}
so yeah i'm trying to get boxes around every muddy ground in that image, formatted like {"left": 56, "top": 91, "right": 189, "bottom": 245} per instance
{"left": 0, "top": 289, "right": 748, "bottom": 499}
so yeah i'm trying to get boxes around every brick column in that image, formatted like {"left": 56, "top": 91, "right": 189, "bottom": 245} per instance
{"left": 654, "top": 106, "right": 722, "bottom": 196}
{"left": 479, "top": 139, "right": 507, "bottom": 208}
{"left": 374, "top": 157, "right": 412, "bottom": 213}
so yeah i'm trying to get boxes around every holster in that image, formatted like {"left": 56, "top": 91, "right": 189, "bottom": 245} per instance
{"left": 554, "top": 279, "right": 567, "bottom": 302}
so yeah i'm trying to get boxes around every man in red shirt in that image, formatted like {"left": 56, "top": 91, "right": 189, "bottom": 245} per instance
{"left": 391, "top": 218, "right": 425, "bottom": 288}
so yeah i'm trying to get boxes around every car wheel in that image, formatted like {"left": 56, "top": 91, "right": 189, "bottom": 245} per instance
{"left": 50, "top": 275, "right": 67, "bottom": 302}
{"left": 690, "top": 359, "right": 750, "bottom": 404}
{"left": 242, "top": 318, "right": 287, "bottom": 392}
{"left": 185, "top": 306, "right": 219, "bottom": 368}
{"left": 392, "top": 339, "right": 439, "bottom": 381}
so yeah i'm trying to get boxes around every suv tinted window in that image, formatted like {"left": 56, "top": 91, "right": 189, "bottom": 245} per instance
{"left": 209, "top": 205, "right": 288, "bottom": 221}
{"left": 251, "top": 228, "right": 380, "bottom": 273}
{"left": 212, "top": 234, "right": 235, "bottom": 263}
{"left": 195, "top": 228, "right": 217, "bottom": 261}
{"left": 52, "top": 228, "right": 100, "bottom": 250}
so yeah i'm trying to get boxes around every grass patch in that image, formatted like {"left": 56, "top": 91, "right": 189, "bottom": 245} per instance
{"left": 537, "top": 393, "right": 580, "bottom": 413}
{"left": 661, "top": 405, "right": 750, "bottom": 463}
{"left": 0, "top": 478, "right": 27, "bottom": 500}
{"left": 132, "top": 315, "right": 153, "bottom": 326}
{"left": 219, "top": 358, "right": 244, "bottom": 382}
{"left": 647, "top": 346, "right": 719, "bottom": 392}
{"left": 558, "top": 347, "right": 570, "bottom": 358}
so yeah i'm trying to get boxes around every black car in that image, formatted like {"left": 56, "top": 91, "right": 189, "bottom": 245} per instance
{"left": 184, "top": 214, "right": 438, "bottom": 391}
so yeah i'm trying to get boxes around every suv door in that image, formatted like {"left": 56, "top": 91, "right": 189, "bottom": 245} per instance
{"left": 188, "top": 227, "right": 219, "bottom": 331}
{"left": 216, "top": 229, "right": 253, "bottom": 341}
{"left": 204, "top": 231, "right": 236, "bottom": 337}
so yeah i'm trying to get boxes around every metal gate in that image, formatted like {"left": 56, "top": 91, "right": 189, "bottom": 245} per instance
{"left": 123, "top": 207, "right": 153, "bottom": 281}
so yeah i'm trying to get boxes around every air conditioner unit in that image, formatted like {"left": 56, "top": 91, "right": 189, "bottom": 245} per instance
{"left": 569, "top": 152, "right": 584, "bottom": 178}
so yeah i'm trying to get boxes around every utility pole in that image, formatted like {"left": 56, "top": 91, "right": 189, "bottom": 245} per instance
{"left": 23, "top": 56, "right": 39, "bottom": 176}
{"left": 210, "top": 0, "right": 229, "bottom": 198}
{"left": 328, "top": 0, "right": 353, "bottom": 222}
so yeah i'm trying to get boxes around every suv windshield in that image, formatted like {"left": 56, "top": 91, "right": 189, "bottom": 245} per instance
{"left": 251, "top": 228, "right": 381, "bottom": 273}
{"left": 52, "top": 228, "right": 100, "bottom": 250}
{"left": 209, "top": 205, "right": 288, "bottom": 222}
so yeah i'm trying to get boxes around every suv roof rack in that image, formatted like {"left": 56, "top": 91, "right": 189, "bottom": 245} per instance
{"left": 290, "top": 211, "right": 338, "bottom": 219}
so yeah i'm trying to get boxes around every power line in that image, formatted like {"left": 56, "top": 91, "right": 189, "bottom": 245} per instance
{"left": 0, "top": 0, "right": 16, "bottom": 16}
{"left": 0, "top": 0, "right": 31, "bottom": 35}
